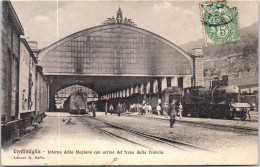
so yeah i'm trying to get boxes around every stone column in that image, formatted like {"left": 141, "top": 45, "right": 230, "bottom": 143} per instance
{"left": 140, "top": 84, "right": 144, "bottom": 94}
{"left": 171, "top": 77, "right": 178, "bottom": 87}
{"left": 49, "top": 94, "right": 56, "bottom": 111}
{"left": 161, "top": 77, "right": 167, "bottom": 91}
{"left": 153, "top": 79, "right": 158, "bottom": 93}
{"left": 146, "top": 81, "right": 150, "bottom": 94}
{"left": 123, "top": 89, "right": 126, "bottom": 97}
{"left": 193, "top": 48, "right": 204, "bottom": 86}
{"left": 126, "top": 88, "right": 129, "bottom": 97}
{"left": 130, "top": 86, "right": 134, "bottom": 95}
{"left": 134, "top": 85, "right": 138, "bottom": 94}
{"left": 183, "top": 77, "right": 192, "bottom": 88}
{"left": 48, "top": 86, "right": 57, "bottom": 111}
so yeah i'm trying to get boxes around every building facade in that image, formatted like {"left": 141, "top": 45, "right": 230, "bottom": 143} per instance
{"left": 38, "top": 8, "right": 204, "bottom": 110}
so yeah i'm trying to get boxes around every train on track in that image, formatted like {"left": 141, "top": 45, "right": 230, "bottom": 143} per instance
{"left": 182, "top": 85, "right": 251, "bottom": 120}
{"left": 63, "top": 91, "right": 88, "bottom": 114}
{"left": 92, "top": 76, "right": 251, "bottom": 121}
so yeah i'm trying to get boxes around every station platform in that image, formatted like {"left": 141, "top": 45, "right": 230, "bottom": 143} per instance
{"left": 91, "top": 111, "right": 258, "bottom": 131}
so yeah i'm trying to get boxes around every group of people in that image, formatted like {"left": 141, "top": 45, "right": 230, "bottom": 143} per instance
{"left": 107, "top": 102, "right": 126, "bottom": 117}
{"left": 156, "top": 101, "right": 183, "bottom": 119}
{"left": 106, "top": 102, "right": 153, "bottom": 116}
{"left": 128, "top": 103, "right": 153, "bottom": 115}
{"left": 88, "top": 98, "right": 182, "bottom": 128}
{"left": 104, "top": 99, "right": 182, "bottom": 128}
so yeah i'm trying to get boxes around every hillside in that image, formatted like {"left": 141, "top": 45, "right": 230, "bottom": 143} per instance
{"left": 180, "top": 22, "right": 258, "bottom": 57}
{"left": 179, "top": 22, "right": 258, "bottom": 83}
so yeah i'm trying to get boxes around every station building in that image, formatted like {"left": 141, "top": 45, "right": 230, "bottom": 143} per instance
{"left": 38, "top": 8, "right": 204, "bottom": 111}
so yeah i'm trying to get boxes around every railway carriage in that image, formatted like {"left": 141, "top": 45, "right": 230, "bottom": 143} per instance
{"left": 63, "top": 91, "right": 88, "bottom": 114}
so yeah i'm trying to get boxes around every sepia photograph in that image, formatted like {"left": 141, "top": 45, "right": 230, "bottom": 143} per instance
{"left": 1, "top": 0, "right": 258, "bottom": 165}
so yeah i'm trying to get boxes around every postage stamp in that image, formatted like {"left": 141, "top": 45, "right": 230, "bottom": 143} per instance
{"left": 200, "top": 0, "right": 241, "bottom": 46}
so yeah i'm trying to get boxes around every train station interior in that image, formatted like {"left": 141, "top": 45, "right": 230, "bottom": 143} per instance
{"left": 37, "top": 8, "right": 205, "bottom": 111}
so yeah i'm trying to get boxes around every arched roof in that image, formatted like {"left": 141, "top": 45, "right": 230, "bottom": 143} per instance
{"left": 56, "top": 85, "right": 98, "bottom": 97}
{"left": 39, "top": 24, "right": 193, "bottom": 77}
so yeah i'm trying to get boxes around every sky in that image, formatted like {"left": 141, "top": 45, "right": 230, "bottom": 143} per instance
{"left": 12, "top": 0, "right": 258, "bottom": 49}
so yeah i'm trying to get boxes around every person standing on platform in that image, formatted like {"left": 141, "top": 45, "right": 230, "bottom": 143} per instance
{"left": 246, "top": 107, "right": 251, "bottom": 120}
{"left": 179, "top": 103, "right": 183, "bottom": 119}
{"left": 163, "top": 103, "right": 169, "bottom": 118}
{"left": 88, "top": 104, "right": 92, "bottom": 115}
{"left": 122, "top": 103, "right": 126, "bottom": 113}
{"left": 156, "top": 104, "right": 161, "bottom": 116}
{"left": 92, "top": 103, "right": 96, "bottom": 117}
{"left": 105, "top": 102, "right": 108, "bottom": 115}
{"left": 168, "top": 99, "right": 177, "bottom": 128}
{"left": 130, "top": 103, "right": 134, "bottom": 113}
{"left": 109, "top": 104, "right": 114, "bottom": 115}
{"left": 117, "top": 102, "right": 122, "bottom": 117}
{"left": 143, "top": 103, "right": 147, "bottom": 115}
{"left": 137, "top": 104, "right": 141, "bottom": 115}
{"left": 134, "top": 103, "right": 138, "bottom": 113}
{"left": 147, "top": 103, "right": 152, "bottom": 114}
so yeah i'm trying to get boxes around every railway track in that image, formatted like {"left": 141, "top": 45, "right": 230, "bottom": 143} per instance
{"left": 125, "top": 114, "right": 258, "bottom": 135}
{"left": 83, "top": 116, "right": 215, "bottom": 152}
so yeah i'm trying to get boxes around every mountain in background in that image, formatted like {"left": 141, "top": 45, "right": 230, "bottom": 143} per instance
{"left": 179, "top": 22, "right": 258, "bottom": 84}
{"left": 180, "top": 22, "right": 258, "bottom": 58}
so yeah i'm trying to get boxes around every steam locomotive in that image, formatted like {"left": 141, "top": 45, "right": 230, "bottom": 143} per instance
{"left": 182, "top": 76, "right": 251, "bottom": 120}
{"left": 63, "top": 91, "right": 88, "bottom": 114}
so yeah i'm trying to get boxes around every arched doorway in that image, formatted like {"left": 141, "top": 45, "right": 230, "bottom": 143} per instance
{"left": 55, "top": 85, "right": 98, "bottom": 111}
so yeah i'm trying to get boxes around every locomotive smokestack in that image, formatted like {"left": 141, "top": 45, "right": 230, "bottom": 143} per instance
{"left": 222, "top": 75, "right": 228, "bottom": 86}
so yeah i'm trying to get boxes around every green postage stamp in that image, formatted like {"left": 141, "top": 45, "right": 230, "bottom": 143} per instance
{"left": 200, "top": 0, "right": 241, "bottom": 46}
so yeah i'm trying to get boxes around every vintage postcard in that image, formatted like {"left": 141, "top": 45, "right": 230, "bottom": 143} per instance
{"left": 1, "top": 0, "right": 258, "bottom": 166}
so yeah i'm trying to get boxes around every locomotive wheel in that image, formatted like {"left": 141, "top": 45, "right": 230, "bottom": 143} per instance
{"left": 198, "top": 113, "right": 204, "bottom": 118}
{"left": 182, "top": 106, "right": 188, "bottom": 117}
{"left": 211, "top": 108, "right": 220, "bottom": 119}
{"left": 224, "top": 109, "right": 232, "bottom": 120}
{"left": 210, "top": 109, "right": 217, "bottom": 119}
{"left": 197, "top": 106, "right": 204, "bottom": 118}
{"left": 240, "top": 113, "right": 247, "bottom": 121}
{"left": 193, "top": 106, "right": 199, "bottom": 118}
{"left": 230, "top": 112, "right": 235, "bottom": 120}
{"left": 182, "top": 112, "right": 188, "bottom": 117}
{"left": 214, "top": 109, "right": 220, "bottom": 119}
